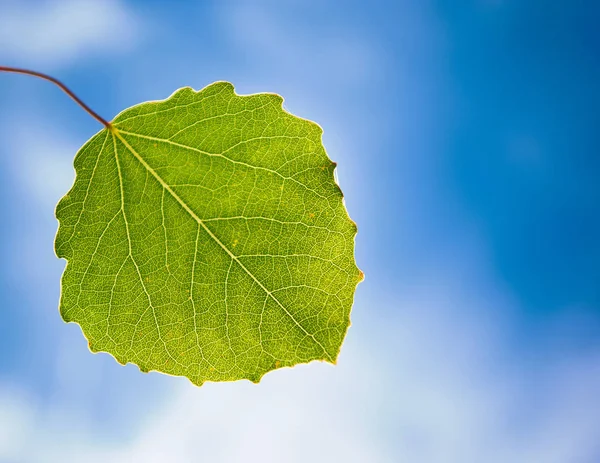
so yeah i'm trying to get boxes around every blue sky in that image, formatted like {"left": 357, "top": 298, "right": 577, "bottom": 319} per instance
{"left": 0, "top": 0, "right": 599, "bottom": 461}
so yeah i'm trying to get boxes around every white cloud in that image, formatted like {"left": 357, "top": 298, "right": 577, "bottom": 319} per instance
{"left": 0, "top": 118, "right": 75, "bottom": 268}
{"left": 0, "top": 0, "right": 141, "bottom": 68}
{"left": 0, "top": 384, "right": 37, "bottom": 462}
{"left": 3, "top": 122, "right": 77, "bottom": 210}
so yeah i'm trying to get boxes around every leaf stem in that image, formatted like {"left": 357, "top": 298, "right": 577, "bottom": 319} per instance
{"left": 0, "top": 66, "right": 112, "bottom": 129}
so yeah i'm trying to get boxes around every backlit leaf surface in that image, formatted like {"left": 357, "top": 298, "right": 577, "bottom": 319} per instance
{"left": 55, "top": 82, "right": 361, "bottom": 385}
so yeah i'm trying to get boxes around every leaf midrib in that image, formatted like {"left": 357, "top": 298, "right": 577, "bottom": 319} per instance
{"left": 110, "top": 128, "right": 332, "bottom": 362}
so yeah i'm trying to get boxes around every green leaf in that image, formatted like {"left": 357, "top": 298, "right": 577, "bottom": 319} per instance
{"left": 55, "top": 82, "right": 362, "bottom": 385}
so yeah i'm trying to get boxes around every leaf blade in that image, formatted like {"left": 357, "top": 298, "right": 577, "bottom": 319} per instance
{"left": 56, "top": 82, "right": 361, "bottom": 385}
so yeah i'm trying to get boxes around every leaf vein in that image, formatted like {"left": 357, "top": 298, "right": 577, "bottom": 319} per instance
{"left": 112, "top": 129, "right": 333, "bottom": 361}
